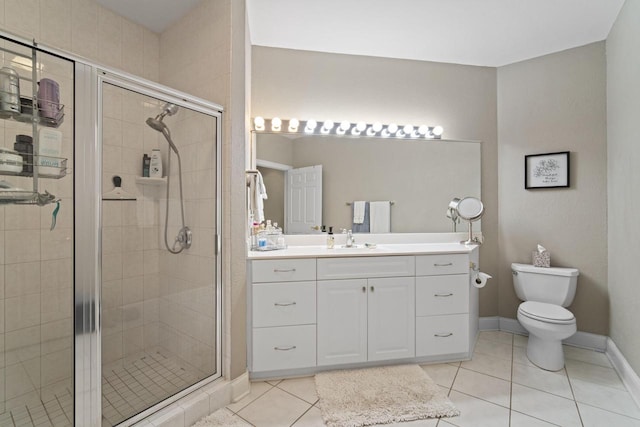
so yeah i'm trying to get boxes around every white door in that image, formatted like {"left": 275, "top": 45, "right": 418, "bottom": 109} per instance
{"left": 285, "top": 165, "right": 322, "bottom": 234}
{"left": 317, "top": 279, "right": 367, "bottom": 366}
{"left": 367, "top": 277, "right": 415, "bottom": 361}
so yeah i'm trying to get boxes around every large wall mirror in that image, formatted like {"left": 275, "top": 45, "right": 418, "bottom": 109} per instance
{"left": 254, "top": 132, "right": 481, "bottom": 234}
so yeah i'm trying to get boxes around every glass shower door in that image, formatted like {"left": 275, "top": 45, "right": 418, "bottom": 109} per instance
{"left": 0, "top": 37, "right": 75, "bottom": 427}
{"left": 99, "top": 81, "right": 220, "bottom": 426}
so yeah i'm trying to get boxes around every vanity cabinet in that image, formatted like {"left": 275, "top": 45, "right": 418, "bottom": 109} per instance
{"left": 248, "top": 249, "right": 476, "bottom": 377}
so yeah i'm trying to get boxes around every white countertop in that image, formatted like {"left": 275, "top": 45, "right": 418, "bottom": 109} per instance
{"left": 248, "top": 242, "right": 478, "bottom": 260}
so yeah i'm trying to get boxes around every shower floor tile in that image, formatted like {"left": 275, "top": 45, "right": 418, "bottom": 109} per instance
{"left": 0, "top": 386, "right": 73, "bottom": 427}
{"left": 101, "top": 349, "right": 205, "bottom": 426}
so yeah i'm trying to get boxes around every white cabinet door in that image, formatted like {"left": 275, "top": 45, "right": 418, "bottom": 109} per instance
{"left": 367, "top": 277, "right": 415, "bottom": 361}
{"left": 317, "top": 279, "right": 367, "bottom": 366}
{"left": 285, "top": 165, "right": 322, "bottom": 234}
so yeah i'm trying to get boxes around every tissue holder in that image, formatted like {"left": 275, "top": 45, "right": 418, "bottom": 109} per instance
{"left": 532, "top": 251, "right": 551, "bottom": 268}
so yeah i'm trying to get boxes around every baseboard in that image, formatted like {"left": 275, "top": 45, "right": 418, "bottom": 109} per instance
{"left": 606, "top": 338, "right": 640, "bottom": 408}
{"left": 230, "top": 371, "right": 250, "bottom": 402}
{"left": 480, "top": 316, "right": 607, "bottom": 351}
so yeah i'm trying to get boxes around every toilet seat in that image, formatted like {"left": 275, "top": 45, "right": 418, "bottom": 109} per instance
{"left": 518, "top": 301, "right": 575, "bottom": 325}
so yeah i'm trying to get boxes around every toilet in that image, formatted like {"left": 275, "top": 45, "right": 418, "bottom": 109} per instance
{"left": 511, "top": 263, "right": 579, "bottom": 371}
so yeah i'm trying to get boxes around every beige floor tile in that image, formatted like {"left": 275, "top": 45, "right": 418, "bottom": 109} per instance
{"left": 513, "top": 334, "right": 528, "bottom": 348}
{"left": 266, "top": 379, "right": 282, "bottom": 386}
{"left": 226, "top": 381, "right": 272, "bottom": 413}
{"left": 238, "top": 387, "right": 311, "bottom": 427}
{"left": 420, "top": 363, "right": 459, "bottom": 388}
{"left": 578, "top": 402, "right": 640, "bottom": 427}
{"left": 292, "top": 406, "right": 325, "bottom": 427}
{"left": 511, "top": 383, "right": 581, "bottom": 427}
{"left": 374, "top": 418, "right": 439, "bottom": 426}
{"left": 477, "top": 330, "right": 514, "bottom": 345}
{"left": 565, "top": 358, "right": 625, "bottom": 390}
{"left": 277, "top": 376, "right": 318, "bottom": 404}
{"left": 510, "top": 410, "right": 557, "bottom": 426}
{"left": 473, "top": 339, "right": 513, "bottom": 362}
{"left": 563, "top": 345, "right": 611, "bottom": 368}
{"left": 512, "top": 345, "right": 536, "bottom": 368}
{"left": 460, "top": 351, "right": 512, "bottom": 381}
{"left": 452, "top": 368, "right": 511, "bottom": 408}
{"left": 440, "top": 390, "right": 509, "bottom": 427}
{"left": 570, "top": 377, "right": 640, "bottom": 419}
{"left": 512, "top": 363, "right": 573, "bottom": 399}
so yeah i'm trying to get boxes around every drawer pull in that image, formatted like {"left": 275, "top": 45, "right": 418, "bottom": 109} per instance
{"left": 434, "top": 262, "right": 453, "bottom": 267}
{"left": 273, "top": 268, "right": 296, "bottom": 273}
{"left": 274, "top": 302, "right": 297, "bottom": 307}
{"left": 274, "top": 345, "right": 297, "bottom": 351}
{"left": 434, "top": 293, "right": 454, "bottom": 297}
{"left": 434, "top": 333, "right": 453, "bottom": 338}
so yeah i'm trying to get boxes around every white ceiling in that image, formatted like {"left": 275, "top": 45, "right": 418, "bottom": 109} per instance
{"left": 98, "top": 0, "right": 625, "bottom": 67}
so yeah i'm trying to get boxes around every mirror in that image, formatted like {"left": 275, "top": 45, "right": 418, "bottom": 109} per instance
{"left": 455, "top": 197, "right": 484, "bottom": 221}
{"left": 255, "top": 132, "right": 481, "bottom": 234}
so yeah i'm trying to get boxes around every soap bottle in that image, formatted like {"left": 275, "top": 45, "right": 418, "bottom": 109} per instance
{"left": 150, "top": 149, "right": 162, "bottom": 178}
{"left": 142, "top": 154, "right": 150, "bottom": 177}
{"left": 327, "top": 226, "right": 335, "bottom": 249}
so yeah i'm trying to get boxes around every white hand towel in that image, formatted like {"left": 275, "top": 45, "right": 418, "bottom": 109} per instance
{"left": 353, "top": 201, "right": 366, "bottom": 224}
{"left": 370, "top": 201, "right": 391, "bottom": 233}
{"left": 255, "top": 170, "right": 268, "bottom": 223}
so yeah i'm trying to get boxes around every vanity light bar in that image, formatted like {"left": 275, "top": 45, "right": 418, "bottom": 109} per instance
{"left": 252, "top": 117, "right": 443, "bottom": 139}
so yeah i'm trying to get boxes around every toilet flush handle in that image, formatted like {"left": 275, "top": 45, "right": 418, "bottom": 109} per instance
{"left": 512, "top": 270, "right": 518, "bottom": 276}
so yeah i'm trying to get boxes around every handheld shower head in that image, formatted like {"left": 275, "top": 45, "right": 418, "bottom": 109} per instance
{"left": 146, "top": 103, "right": 180, "bottom": 153}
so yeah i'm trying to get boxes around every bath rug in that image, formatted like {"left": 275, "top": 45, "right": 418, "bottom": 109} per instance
{"left": 192, "top": 408, "right": 252, "bottom": 427}
{"left": 315, "top": 364, "right": 459, "bottom": 427}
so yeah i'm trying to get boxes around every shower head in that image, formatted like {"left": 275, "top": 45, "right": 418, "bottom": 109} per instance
{"left": 146, "top": 103, "right": 180, "bottom": 153}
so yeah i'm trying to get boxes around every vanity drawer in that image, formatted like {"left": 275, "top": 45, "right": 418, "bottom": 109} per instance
{"left": 416, "top": 275, "right": 469, "bottom": 316}
{"left": 416, "top": 314, "right": 469, "bottom": 357}
{"left": 317, "top": 256, "right": 415, "bottom": 280}
{"left": 252, "top": 281, "right": 316, "bottom": 327}
{"left": 252, "top": 325, "right": 316, "bottom": 372}
{"left": 252, "top": 259, "right": 316, "bottom": 283}
{"left": 416, "top": 254, "right": 468, "bottom": 276}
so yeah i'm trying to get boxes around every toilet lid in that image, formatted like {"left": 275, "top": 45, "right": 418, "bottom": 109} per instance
{"left": 519, "top": 301, "right": 575, "bottom": 324}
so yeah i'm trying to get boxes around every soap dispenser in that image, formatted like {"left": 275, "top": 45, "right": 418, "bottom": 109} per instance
{"left": 327, "top": 226, "right": 335, "bottom": 249}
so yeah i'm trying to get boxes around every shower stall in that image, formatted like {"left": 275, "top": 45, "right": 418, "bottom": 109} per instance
{"left": 0, "top": 32, "right": 223, "bottom": 427}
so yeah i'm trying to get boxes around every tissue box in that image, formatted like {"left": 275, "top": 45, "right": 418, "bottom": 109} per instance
{"left": 532, "top": 251, "right": 551, "bottom": 268}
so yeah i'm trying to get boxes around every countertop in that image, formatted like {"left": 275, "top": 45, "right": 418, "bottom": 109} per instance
{"left": 247, "top": 242, "right": 477, "bottom": 260}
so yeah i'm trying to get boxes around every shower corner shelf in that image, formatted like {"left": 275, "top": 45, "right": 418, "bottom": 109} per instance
{"left": 136, "top": 176, "right": 167, "bottom": 186}
{"left": 0, "top": 156, "right": 68, "bottom": 179}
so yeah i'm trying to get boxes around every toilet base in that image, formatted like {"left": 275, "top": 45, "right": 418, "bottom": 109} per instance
{"left": 526, "top": 334, "right": 565, "bottom": 371}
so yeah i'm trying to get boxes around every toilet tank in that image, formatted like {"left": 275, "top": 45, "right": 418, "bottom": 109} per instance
{"left": 511, "top": 263, "right": 579, "bottom": 307}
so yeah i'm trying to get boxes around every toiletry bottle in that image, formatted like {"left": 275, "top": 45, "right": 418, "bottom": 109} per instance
{"left": 14, "top": 134, "right": 33, "bottom": 173}
{"left": 142, "top": 154, "right": 150, "bottom": 177}
{"left": 150, "top": 149, "right": 162, "bottom": 178}
{"left": 327, "top": 226, "right": 335, "bottom": 249}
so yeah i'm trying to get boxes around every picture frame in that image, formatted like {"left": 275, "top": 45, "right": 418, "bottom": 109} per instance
{"left": 525, "top": 151, "right": 570, "bottom": 189}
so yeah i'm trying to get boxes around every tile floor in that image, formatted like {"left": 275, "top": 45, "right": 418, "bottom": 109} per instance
{"left": 220, "top": 331, "right": 640, "bottom": 427}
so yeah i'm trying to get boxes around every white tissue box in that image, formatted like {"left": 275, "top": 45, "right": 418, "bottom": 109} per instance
{"left": 532, "top": 251, "right": 551, "bottom": 268}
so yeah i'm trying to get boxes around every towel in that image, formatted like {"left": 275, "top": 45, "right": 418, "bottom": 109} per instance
{"left": 352, "top": 202, "right": 370, "bottom": 233}
{"left": 370, "top": 201, "right": 391, "bottom": 233}
{"left": 255, "top": 170, "right": 268, "bottom": 223}
{"left": 353, "top": 201, "right": 366, "bottom": 224}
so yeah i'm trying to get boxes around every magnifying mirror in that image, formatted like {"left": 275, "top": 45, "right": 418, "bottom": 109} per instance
{"left": 449, "top": 196, "right": 484, "bottom": 245}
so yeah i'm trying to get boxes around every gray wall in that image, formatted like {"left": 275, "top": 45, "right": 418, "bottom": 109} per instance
{"left": 497, "top": 42, "right": 608, "bottom": 334}
{"left": 607, "top": 0, "right": 640, "bottom": 373}
{"left": 252, "top": 46, "right": 499, "bottom": 316}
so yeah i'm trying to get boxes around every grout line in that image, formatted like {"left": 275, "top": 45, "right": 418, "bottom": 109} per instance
{"left": 288, "top": 404, "right": 314, "bottom": 427}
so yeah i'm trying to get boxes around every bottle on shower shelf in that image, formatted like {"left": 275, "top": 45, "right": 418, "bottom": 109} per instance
{"left": 149, "top": 149, "right": 162, "bottom": 178}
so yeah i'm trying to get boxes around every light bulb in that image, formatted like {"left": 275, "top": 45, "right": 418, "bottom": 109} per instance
{"left": 352, "top": 122, "right": 366, "bottom": 136}
{"left": 254, "top": 116, "right": 265, "bottom": 131}
{"left": 388, "top": 123, "right": 398, "bottom": 135}
{"left": 372, "top": 122, "right": 383, "bottom": 132}
{"left": 271, "top": 117, "right": 282, "bottom": 132}
{"left": 288, "top": 118, "right": 299, "bottom": 132}
{"left": 417, "top": 125, "right": 428, "bottom": 136}
{"left": 432, "top": 125, "right": 444, "bottom": 137}
{"left": 321, "top": 120, "right": 334, "bottom": 134}
{"left": 337, "top": 120, "right": 350, "bottom": 135}
{"left": 403, "top": 124, "right": 413, "bottom": 134}
{"left": 305, "top": 119, "right": 317, "bottom": 133}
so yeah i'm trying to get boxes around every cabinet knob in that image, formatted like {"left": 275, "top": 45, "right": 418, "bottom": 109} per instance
{"left": 370, "top": 286, "right": 374, "bottom": 292}
{"left": 362, "top": 286, "right": 366, "bottom": 293}
{"left": 274, "top": 346, "right": 297, "bottom": 351}
{"left": 434, "top": 333, "right": 453, "bottom": 338}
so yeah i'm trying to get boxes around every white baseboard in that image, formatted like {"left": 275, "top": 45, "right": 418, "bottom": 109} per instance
{"left": 480, "top": 316, "right": 607, "bottom": 351}
{"left": 230, "top": 371, "right": 250, "bottom": 402}
{"left": 606, "top": 338, "right": 640, "bottom": 408}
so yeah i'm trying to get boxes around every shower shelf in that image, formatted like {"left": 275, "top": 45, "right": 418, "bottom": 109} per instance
{"left": 135, "top": 176, "right": 167, "bottom": 186}
{"left": 0, "top": 156, "right": 68, "bottom": 179}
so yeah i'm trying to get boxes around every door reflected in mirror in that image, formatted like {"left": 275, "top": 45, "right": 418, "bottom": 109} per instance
{"left": 255, "top": 132, "right": 481, "bottom": 234}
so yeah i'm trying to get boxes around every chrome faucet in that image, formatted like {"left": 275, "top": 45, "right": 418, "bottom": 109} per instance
{"left": 343, "top": 229, "right": 355, "bottom": 247}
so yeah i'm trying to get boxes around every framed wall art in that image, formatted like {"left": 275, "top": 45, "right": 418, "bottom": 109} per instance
{"left": 525, "top": 151, "right": 570, "bottom": 189}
